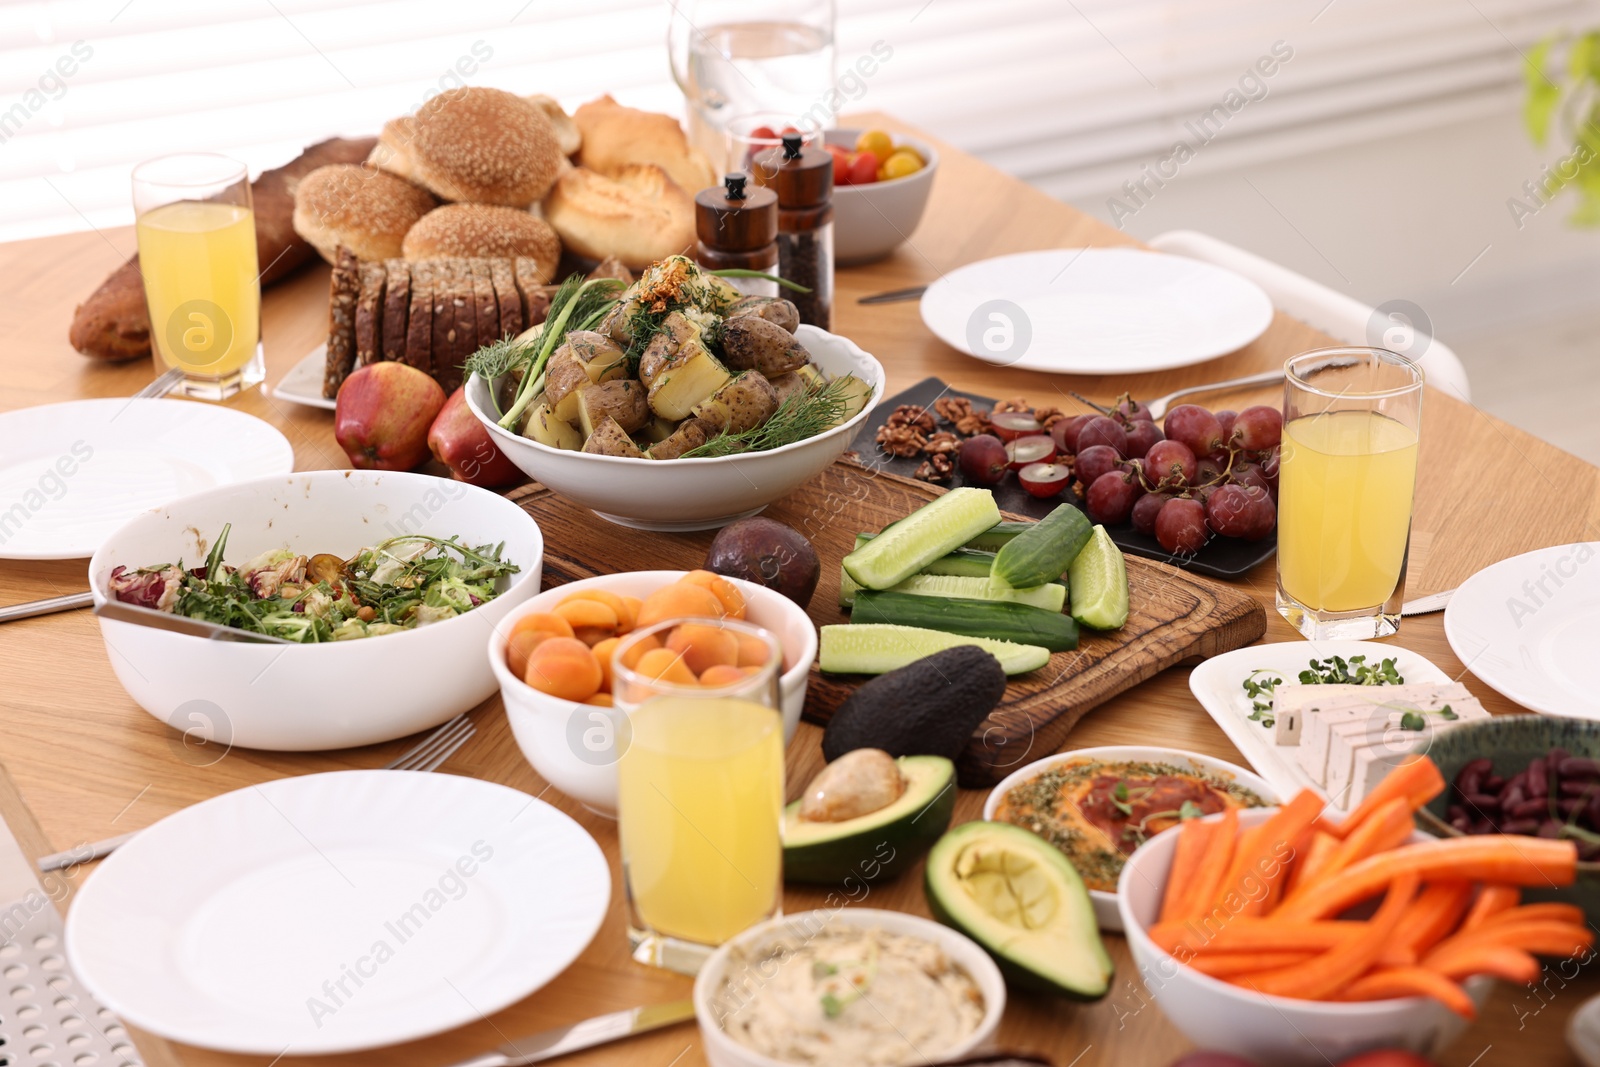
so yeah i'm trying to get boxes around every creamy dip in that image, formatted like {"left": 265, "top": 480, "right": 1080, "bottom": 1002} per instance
{"left": 714, "top": 925, "right": 985, "bottom": 1066}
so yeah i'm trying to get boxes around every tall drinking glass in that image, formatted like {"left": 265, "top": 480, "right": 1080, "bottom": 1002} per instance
{"left": 669, "top": 0, "right": 837, "bottom": 170}
{"left": 132, "top": 153, "right": 264, "bottom": 400}
{"left": 1277, "top": 347, "right": 1424, "bottom": 639}
{"left": 612, "top": 617, "right": 784, "bottom": 975}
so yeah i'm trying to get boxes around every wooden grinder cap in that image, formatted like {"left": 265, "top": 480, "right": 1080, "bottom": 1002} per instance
{"left": 753, "top": 134, "right": 833, "bottom": 208}
{"left": 695, "top": 173, "right": 778, "bottom": 252}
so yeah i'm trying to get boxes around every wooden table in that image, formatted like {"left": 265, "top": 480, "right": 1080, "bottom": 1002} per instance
{"left": 2, "top": 114, "right": 1599, "bottom": 1067}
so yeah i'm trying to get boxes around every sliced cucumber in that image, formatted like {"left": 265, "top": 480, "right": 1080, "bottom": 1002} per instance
{"left": 819, "top": 623, "right": 1050, "bottom": 675}
{"left": 840, "top": 570, "right": 1066, "bottom": 610}
{"left": 854, "top": 590, "right": 1079, "bottom": 652}
{"left": 962, "top": 521, "right": 1034, "bottom": 553}
{"left": 854, "top": 534, "right": 999, "bottom": 580}
{"left": 1068, "top": 525, "right": 1129, "bottom": 631}
{"left": 842, "top": 488, "right": 1001, "bottom": 591}
{"left": 992, "top": 505, "right": 1094, "bottom": 589}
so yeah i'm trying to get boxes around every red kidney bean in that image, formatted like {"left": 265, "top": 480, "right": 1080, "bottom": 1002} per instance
{"left": 1463, "top": 792, "right": 1502, "bottom": 811}
{"left": 1501, "top": 818, "right": 1541, "bottom": 835}
{"left": 1560, "top": 797, "right": 1589, "bottom": 816}
{"left": 1508, "top": 798, "right": 1551, "bottom": 819}
{"left": 1528, "top": 759, "right": 1548, "bottom": 798}
{"left": 1586, "top": 792, "right": 1600, "bottom": 827}
{"left": 1561, "top": 780, "right": 1597, "bottom": 797}
{"left": 1458, "top": 757, "right": 1493, "bottom": 796}
{"left": 1448, "top": 804, "right": 1467, "bottom": 822}
{"left": 1538, "top": 820, "right": 1565, "bottom": 838}
{"left": 1559, "top": 757, "right": 1600, "bottom": 777}
{"left": 1484, "top": 775, "right": 1506, "bottom": 793}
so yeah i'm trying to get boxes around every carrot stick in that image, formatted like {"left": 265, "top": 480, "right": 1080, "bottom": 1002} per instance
{"left": 1331, "top": 755, "right": 1445, "bottom": 839}
{"left": 1153, "top": 918, "right": 1370, "bottom": 955}
{"left": 1212, "top": 790, "right": 1323, "bottom": 917}
{"left": 1461, "top": 885, "right": 1521, "bottom": 931}
{"left": 1338, "top": 966, "right": 1477, "bottom": 1020}
{"left": 1186, "top": 950, "right": 1315, "bottom": 978}
{"left": 1478, "top": 903, "right": 1586, "bottom": 929}
{"left": 1396, "top": 881, "right": 1474, "bottom": 957}
{"left": 1430, "top": 921, "right": 1594, "bottom": 959}
{"left": 1160, "top": 817, "right": 1215, "bottom": 923}
{"left": 1174, "top": 807, "right": 1237, "bottom": 924}
{"left": 1286, "top": 830, "right": 1340, "bottom": 895}
{"left": 1274, "top": 837, "right": 1577, "bottom": 922}
{"left": 1230, "top": 873, "right": 1420, "bottom": 1000}
{"left": 1425, "top": 943, "right": 1542, "bottom": 984}
{"left": 1289, "top": 798, "right": 1411, "bottom": 900}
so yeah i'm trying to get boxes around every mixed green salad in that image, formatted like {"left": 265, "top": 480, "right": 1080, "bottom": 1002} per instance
{"left": 107, "top": 524, "right": 518, "bottom": 643}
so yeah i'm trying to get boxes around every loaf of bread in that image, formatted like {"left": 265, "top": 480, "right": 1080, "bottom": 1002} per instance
{"left": 572, "top": 95, "right": 715, "bottom": 197}
{"left": 69, "top": 136, "right": 377, "bottom": 362}
{"left": 542, "top": 164, "right": 695, "bottom": 271}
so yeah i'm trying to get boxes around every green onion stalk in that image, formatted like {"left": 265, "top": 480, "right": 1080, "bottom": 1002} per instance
{"left": 476, "top": 276, "right": 622, "bottom": 432}
{"left": 708, "top": 269, "right": 813, "bottom": 294}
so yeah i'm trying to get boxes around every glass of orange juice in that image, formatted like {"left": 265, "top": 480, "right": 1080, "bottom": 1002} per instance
{"left": 1277, "top": 347, "right": 1424, "bottom": 639}
{"left": 612, "top": 616, "right": 783, "bottom": 974}
{"left": 132, "top": 154, "right": 263, "bottom": 400}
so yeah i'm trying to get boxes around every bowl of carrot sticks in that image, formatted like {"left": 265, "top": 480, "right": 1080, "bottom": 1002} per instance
{"left": 1118, "top": 755, "right": 1591, "bottom": 1067}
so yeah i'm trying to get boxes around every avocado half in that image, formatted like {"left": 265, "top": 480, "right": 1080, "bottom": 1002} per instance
{"left": 782, "top": 755, "right": 956, "bottom": 885}
{"left": 924, "top": 820, "right": 1113, "bottom": 1000}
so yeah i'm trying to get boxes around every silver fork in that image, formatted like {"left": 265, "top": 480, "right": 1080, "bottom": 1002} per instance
{"left": 0, "top": 367, "right": 187, "bottom": 625}
{"left": 1140, "top": 370, "right": 1285, "bottom": 420}
{"left": 35, "top": 713, "right": 477, "bottom": 872}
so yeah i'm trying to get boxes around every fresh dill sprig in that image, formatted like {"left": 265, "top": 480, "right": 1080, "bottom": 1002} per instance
{"left": 681, "top": 377, "right": 851, "bottom": 458}
{"left": 487, "top": 275, "right": 624, "bottom": 431}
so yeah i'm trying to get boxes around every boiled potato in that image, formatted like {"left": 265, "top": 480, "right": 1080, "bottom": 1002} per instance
{"left": 642, "top": 414, "right": 679, "bottom": 444}
{"left": 648, "top": 350, "right": 732, "bottom": 420}
{"left": 693, "top": 370, "right": 780, "bottom": 434}
{"left": 768, "top": 371, "right": 807, "bottom": 406}
{"left": 727, "top": 296, "right": 800, "bottom": 334}
{"left": 544, "top": 350, "right": 590, "bottom": 423}
{"left": 527, "top": 402, "right": 583, "bottom": 450}
{"left": 638, "top": 312, "right": 702, "bottom": 388}
{"left": 720, "top": 315, "right": 810, "bottom": 378}
{"left": 582, "top": 415, "right": 646, "bottom": 458}
{"left": 565, "top": 330, "right": 628, "bottom": 384}
{"left": 577, "top": 379, "right": 649, "bottom": 438}
{"left": 647, "top": 417, "right": 715, "bottom": 460}
{"left": 598, "top": 298, "right": 638, "bottom": 347}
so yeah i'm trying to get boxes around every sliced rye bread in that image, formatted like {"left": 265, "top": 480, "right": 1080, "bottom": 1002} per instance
{"left": 442, "top": 259, "right": 475, "bottom": 394}
{"left": 429, "top": 260, "right": 458, "bottom": 390}
{"left": 513, "top": 257, "right": 552, "bottom": 328}
{"left": 322, "top": 246, "right": 360, "bottom": 398}
{"left": 354, "top": 260, "right": 386, "bottom": 367}
{"left": 489, "top": 258, "right": 522, "bottom": 339}
{"left": 404, "top": 260, "right": 434, "bottom": 373}
{"left": 469, "top": 258, "right": 499, "bottom": 350}
{"left": 381, "top": 260, "right": 410, "bottom": 362}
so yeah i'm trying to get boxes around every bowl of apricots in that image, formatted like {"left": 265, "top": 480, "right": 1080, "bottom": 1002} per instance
{"left": 488, "top": 569, "right": 818, "bottom": 815}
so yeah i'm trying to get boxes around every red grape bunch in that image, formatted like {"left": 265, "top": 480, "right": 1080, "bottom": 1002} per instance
{"left": 955, "top": 392, "right": 1282, "bottom": 556}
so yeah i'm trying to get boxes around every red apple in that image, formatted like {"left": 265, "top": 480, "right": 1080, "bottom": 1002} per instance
{"left": 428, "top": 386, "right": 522, "bottom": 488}
{"left": 334, "top": 362, "right": 446, "bottom": 471}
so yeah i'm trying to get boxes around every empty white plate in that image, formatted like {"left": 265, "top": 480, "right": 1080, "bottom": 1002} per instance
{"left": 0, "top": 398, "right": 293, "bottom": 560}
{"left": 266, "top": 344, "right": 336, "bottom": 411}
{"left": 1188, "top": 640, "right": 1451, "bottom": 810}
{"left": 1445, "top": 543, "right": 1600, "bottom": 719}
{"left": 920, "top": 248, "right": 1274, "bottom": 374}
{"left": 65, "top": 770, "right": 610, "bottom": 1055}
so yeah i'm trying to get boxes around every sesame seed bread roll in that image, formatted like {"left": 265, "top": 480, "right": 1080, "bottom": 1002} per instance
{"left": 402, "top": 204, "right": 560, "bottom": 283}
{"left": 386, "top": 87, "right": 564, "bottom": 207}
{"left": 292, "top": 164, "right": 437, "bottom": 265}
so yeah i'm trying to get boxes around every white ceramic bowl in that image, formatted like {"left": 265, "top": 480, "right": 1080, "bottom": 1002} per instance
{"left": 983, "top": 745, "right": 1279, "bottom": 932}
{"left": 467, "top": 325, "right": 884, "bottom": 532}
{"left": 693, "top": 908, "right": 1005, "bottom": 1067}
{"left": 1119, "top": 807, "right": 1491, "bottom": 1066}
{"left": 490, "top": 570, "right": 818, "bottom": 816}
{"left": 89, "top": 470, "right": 543, "bottom": 752}
{"left": 825, "top": 130, "right": 939, "bottom": 266}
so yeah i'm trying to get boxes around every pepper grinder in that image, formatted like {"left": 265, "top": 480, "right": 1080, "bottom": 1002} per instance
{"left": 694, "top": 172, "right": 779, "bottom": 298}
{"left": 754, "top": 133, "right": 834, "bottom": 329}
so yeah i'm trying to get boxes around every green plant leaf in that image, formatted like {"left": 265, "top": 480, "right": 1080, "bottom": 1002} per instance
{"left": 1526, "top": 36, "right": 1561, "bottom": 144}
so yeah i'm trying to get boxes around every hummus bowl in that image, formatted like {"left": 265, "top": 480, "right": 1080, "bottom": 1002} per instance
{"left": 694, "top": 908, "right": 1005, "bottom": 1067}
{"left": 983, "top": 745, "right": 1278, "bottom": 931}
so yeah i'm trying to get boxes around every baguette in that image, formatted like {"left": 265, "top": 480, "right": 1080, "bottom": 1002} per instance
{"left": 323, "top": 247, "right": 360, "bottom": 398}
{"left": 353, "top": 260, "right": 386, "bottom": 367}
{"left": 489, "top": 258, "right": 522, "bottom": 339}
{"left": 405, "top": 260, "right": 434, "bottom": 373}
{"left": 380, "top": 260, "right": 410, "bottom": 362}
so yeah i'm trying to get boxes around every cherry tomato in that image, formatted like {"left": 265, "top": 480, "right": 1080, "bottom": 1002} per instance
{"left": 855, "top": 129, "right": 894, "bottom": 161}
{"left": 878, "top": 149, "right": 923, "bottom": 181}
{"left": 781, "top": 125, "right": 799, "bottom": 134}
{"left": 748, "top": 125, "right": 778, "bottom": 143}
{"left": 846, "top": 150, "right": 879, "bottom": 185}
{"left": 1335, "top": 1054, "right": 1439, "bottom": 1067}
{"left": 823, "top": 144, "right": 853, "bottom": 181}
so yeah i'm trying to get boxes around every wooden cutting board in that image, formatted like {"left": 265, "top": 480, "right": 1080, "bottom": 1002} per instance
{"left": 508, "top": 456, "right": 1267, "bottom": 786}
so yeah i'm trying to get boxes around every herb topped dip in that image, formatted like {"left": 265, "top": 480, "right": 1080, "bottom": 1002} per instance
{"left": 714, "top": 925, "right": 984, "bottom": 1066}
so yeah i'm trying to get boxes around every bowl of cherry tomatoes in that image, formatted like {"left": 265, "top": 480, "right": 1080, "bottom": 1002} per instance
{"left": 824, "top": 127, "right": 938, "bottom": 265}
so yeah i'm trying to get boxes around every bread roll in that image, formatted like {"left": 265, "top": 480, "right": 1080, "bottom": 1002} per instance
{"left": 384, "top": 88, "right": 564, "bottom": 206}
{"left": 573, "top": 95, "right": 716, "bottom": 196}
{"left": 293, "top": 164, "right": 437, "bottom": 264}
{"left": 402, "top": 204, "right": 560, "bottom": 282}
{"left": 526, "top": 94, "right": 581, "bottom": 156}
{"left": 543, "top": 164, "right": 696, "bottom": 271}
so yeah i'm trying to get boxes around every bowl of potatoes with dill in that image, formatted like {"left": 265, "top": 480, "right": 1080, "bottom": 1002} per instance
{"left": 465, "top": 256, "right": 883, "bottom": 531}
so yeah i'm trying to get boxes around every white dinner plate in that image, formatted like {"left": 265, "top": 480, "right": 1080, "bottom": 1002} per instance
{"left": 65, "top": 770, "right": 610, "bottom": 1055}
{"left": 1445, "top": 543, "right": 1600, "bottom": 719}
{"left": 1187, "top": 640, "right": 1451, "bottom": 811}
{"left": 920, "top": 248, "right": 1274, "bottom": 374}
{"left": 0, "top": 398, "right": 293, "bottom": 560}
{"left": 266, "top": 344, "right": 335, "bottom": 410}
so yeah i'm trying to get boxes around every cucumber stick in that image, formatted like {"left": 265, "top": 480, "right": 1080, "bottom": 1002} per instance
{"left": 853, "top": 535, "right": 999, "bottom": 580}
{"left": 963, "top": 522, "right": 1034, "bottom": 553}
{"left": 819, "top": 624, "right": 1050, "bottom": 675}
{"left": 992, "top": 505, "right": 1094, "bottom": 589}
{"left": 854, "top": 590, "right": 1079, "bottom": 652}
{"left": 1068, "top": 525, "right": 1129, "bottom": 630}
{"left": 840, "top": 570, "right": 1067, "bottom": 611}
{"left": 842, "top": 488, "right": 1001, "bottom": 591}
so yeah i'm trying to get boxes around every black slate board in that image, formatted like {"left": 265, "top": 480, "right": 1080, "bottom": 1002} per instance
{"left": 850, "top": 377, "right": 1276, "bottom": 580}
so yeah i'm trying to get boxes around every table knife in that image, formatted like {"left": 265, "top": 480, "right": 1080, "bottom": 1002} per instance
{"left": 857, "top": 284, "right": 928, "bottom": 305}
{"left": 93, "top": 601, "right": 296, "bottom": 643}
{"left": 444, "top": 1000, "right": 696, "bottom": 1067}
{"left": 1400, "top": 589, "right": 1455, "bottom": 617}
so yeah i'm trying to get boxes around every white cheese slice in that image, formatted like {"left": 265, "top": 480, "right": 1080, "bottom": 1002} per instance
{"left": 1324, "top": 697, "right": 1490, "bottom": 807}
{"left": 1283, "top": 682, "right": 1472, "bottom": 768}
